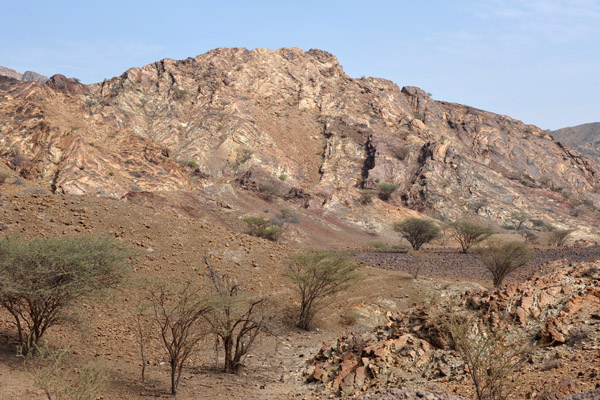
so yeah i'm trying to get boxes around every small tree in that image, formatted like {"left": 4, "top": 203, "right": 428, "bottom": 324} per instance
{"left": 243, "top": 217, "right": 283, "bottom": 241}
{"left": 285, "top": 251, "right": 360, "bottom": 330}
{"left": 0, "top": 236, "right": 129, "bottom": 354}
{"left": 393, "top": 218, "right": 440, "bottom": 250}
{"left": 204, "top": 257, "right": 266, "bottom": 373}
{"left": 147, "top": 282, "right": 210, "bottom": 395}
{"left": 478, "top": 241, "right": 532, "bottom": 287}
{"left": 447, "top": 314, "right": 532, "bottom": 400}
{"left": 408, "top": 250, "right": 428, "bottom": 279}
{"left": 511, "top": 213, "right": 528, "bottom": 231}
{"left": 449, "top": 221, "right": 494, "bottom": 253}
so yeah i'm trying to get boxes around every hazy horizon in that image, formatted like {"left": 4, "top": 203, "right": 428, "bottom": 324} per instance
{"left": 2, "top": 0, "right": 598, "bottom": 130}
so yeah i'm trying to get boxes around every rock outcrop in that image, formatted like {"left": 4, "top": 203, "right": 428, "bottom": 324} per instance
{"left": 306, "top": 260, "right": 600, "bottom": 397}
{"left": 1, "top": 48, "right": 600, "bottom": 241}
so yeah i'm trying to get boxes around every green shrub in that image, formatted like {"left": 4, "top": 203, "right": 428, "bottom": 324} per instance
{"left": 243, "top": 217, "right": 282, "bottom": 241}
{"left": 358, "top": 189, "right": 377, "bottom": 205}
{"left": 377, "top": 183, "right": 399, "bottom": 201}
{"left": 0, "top": 236, "right": 129, "bottom": 354}
{"left": 258, "top": 182, "right": 281, "bottom": 201}
{"left": 414, "top": 112, "right": 425, "bottom": 121}
{"left": 393, "top": 218, "right": 441, "bottom": 250}
{"left": 278, "top": 173, "right": 287, "bottom": 181}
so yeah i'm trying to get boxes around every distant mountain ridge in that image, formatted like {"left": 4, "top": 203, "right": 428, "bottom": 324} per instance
{"left": 551, "top": 122, "right": 600, "bottom": 160}
{"left": 0, "top": 65, "right": 48, "bottom": 83}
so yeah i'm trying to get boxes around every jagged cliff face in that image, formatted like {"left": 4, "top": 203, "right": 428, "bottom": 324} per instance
{"left": 1, "top": 48, "right": 599, "bottom": 238}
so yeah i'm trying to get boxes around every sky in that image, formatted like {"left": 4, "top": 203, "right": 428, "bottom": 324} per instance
{"left": 1, "top": 0, "right": 598, "bottom": 130}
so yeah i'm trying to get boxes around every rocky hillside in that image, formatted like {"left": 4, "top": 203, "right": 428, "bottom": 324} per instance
{"left": 1, "top": 48, "right": 600, "bottom": 242}
{"left": 0, "top": 65, "right": 48, "bottom": 83}
{"left": 552, "top": 122, "right": 600, "bottom": 160}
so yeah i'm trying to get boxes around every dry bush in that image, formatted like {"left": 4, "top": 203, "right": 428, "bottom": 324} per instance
{"left": 358, "top": 189, "right": 377, "bottom": 205}
{"left": 0, "top": 236, "right": 129, "bottom": 354}
{"left": 449, "top": 221, "right": 494, "bottom": 253}
{"left": 547, "top": 229, "right": 574, "bottom": 247}
{"left": 446, "top": 313, "right": 533, "bottom": 400}
{"left": 377, "top": 183, "right": 399, "bottom": 201}
{"left": 0, "top": 171, "right": 10, "bottom": 184}
{"left": 285, "top": 251, "right": 360, "bottom": 330}
{"left": 393, "top": 218, "right": 440, "bottom": 250}
{"left": 519, "top": 229, "right": 538, "bottom": 244}
{"left": 147, "top": 282, "right": 210, "bottom": 395}
{"left": 477, "top": 241, "right": 532, "bottom": 287}
{"left": 204, "top": 257, "right": 267, "bottom": 373}
{"left": 25, "top": 342, "right": 111, "bottom": 400}
{"left": 408, "top": 249, "right": 428, "bottom": 279}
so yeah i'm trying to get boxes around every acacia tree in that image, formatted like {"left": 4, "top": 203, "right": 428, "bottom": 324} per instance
{"left": 478, "top": 241, "right": 532, "bottom": 287}
{"left": 285, "top": 251, "right": 360, "bottom": 330}
{"left": 148, "top": 283, "right": 210, "bottom": 395}
{"left": 0, "top": 236, "right": 129, "bottom": 354}
{"left": 393, "top": 218, "right": 440, "bottom": 250}
{"left": 204, "top": 257, "right": 267, "bottom": 373}
{"left": 449, "top": 221, "right": 494, "bottom": 253}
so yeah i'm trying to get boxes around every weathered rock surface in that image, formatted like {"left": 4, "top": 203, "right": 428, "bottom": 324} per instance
{"left": 1, "top": 48, "right": 600, "bottom": 242}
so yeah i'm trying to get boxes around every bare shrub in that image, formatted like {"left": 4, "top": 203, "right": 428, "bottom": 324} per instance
{"left": 449, "top": 221, "right": 494, "bottom": 253}
{"left": 446, "top": 313, "right": 532, "bottom": 400}
{"left": 204, "top": 257, "right": 267, "bottom": 373}
{"left": 0, "top": 237, "right": 129, "bottom": 354}
{"left": 285, "top": 251, "right": 360, "bottom": 330}
{"left": 393, "top": 218, "right": 440, "bottom": 250}
{"left": 147, "top": 282, "right": 210, "bottom": 395}
{"left": 477, "top": 240, "right": 532, "bottom": 287}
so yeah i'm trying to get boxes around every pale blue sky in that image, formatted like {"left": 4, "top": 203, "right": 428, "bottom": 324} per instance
{"left": 1, "top": 0, "right": 598, "bottom": 130}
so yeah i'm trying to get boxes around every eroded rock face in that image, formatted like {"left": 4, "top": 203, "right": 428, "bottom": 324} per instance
{"left": 1, "top": 48, "right": 600, "bottom": 237}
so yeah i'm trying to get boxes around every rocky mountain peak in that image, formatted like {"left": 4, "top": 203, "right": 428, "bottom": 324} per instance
{"left": 0, "top": 65, "right": 48, "bottom": 83}
{"left": 1, "top": 47, "right": 600, "bottom": 244}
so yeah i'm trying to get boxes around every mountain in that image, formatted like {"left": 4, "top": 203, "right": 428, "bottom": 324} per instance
{"left": 1, "top": 47, "right": 599, "bottom": 243}
{"left": 0, "top": 65, "right": 48, "bottom": 83}
{"left": 551, "top": 122, "right": 600, "bottom": 160}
